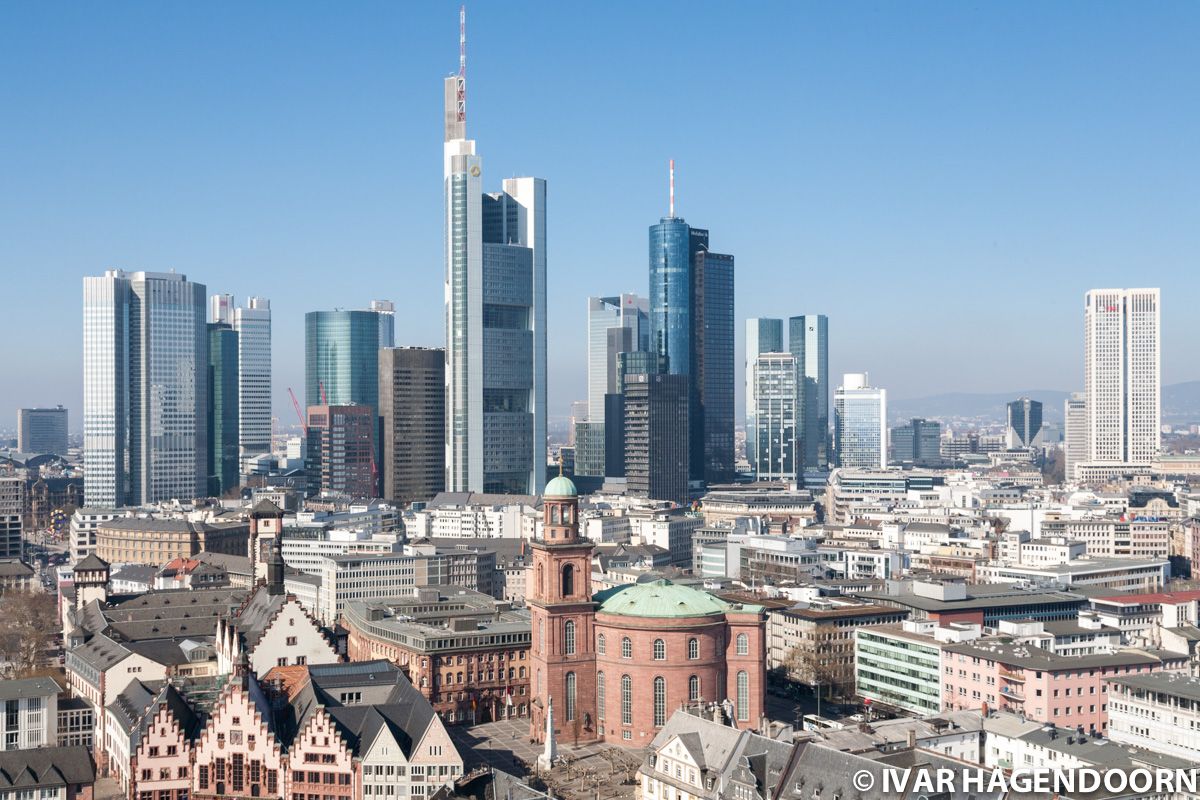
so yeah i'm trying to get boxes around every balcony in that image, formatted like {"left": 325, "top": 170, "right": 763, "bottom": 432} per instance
{"left": 999, "top": 669, "right": 1025, "bottom": 683}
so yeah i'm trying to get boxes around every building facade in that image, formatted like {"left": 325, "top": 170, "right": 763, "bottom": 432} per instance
{"left": 833, "top": 373, "right": 887, "bottom": 470}
{"left": 17, "top": 406, "right": 68, "bottom": 455}
{"left": 1063, "top": 392, "right": 1087, "bottom": 481}
{"left": 379, "top": 347, "right": 445, "bottom": 506}
{"left": 744, "top": 318, "right": 784, "bottom": 469}
{"left": 234, "top": 298, "right": 272, "bottom": 464}
{"left": 207, "top": 322, "right": 240, "bottom": 496}
{"left": 304, "top": 310, "right": 381, "bottom": 413}
{"left": 750, "top": 353, "right": 797, "bottom": 482}
{"left": 1006, "top": 397, "right": 1044, "bottom": 450}
{"left": 305, "top": 405, "right": 377, "bottom": 499}
{"left": 890, "top": 418, "right": 942, "bottom": 467}
{"left": 789, "top": 314, "right": 829, "bottom": 472}
{"left": 624, "top": 373, "right": 690, "bottom": 505}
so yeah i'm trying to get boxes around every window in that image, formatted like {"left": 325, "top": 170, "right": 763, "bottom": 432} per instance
{"left": 653, "top": 677, "right": 666, "bottom": 727}
{"left": 562, "top": 564, "right": 575, "bottom": 597}
{"left": 597, "top": 634, "right": 606, "bottom": 655}
{"left": 621, "top": 675, "right": 632, "bottom": 725}
{"left": 286, "top": 637, "right": 298, "bottom": 646}
{"left": 539, "top": 619, "right": 544, "bottom": 653}
{"left": 736, "top": 671, "right": 749, "bottom": 721}
{"left": 621, "top": 637, "right": 632, "bottom": 659}
{"left": 689, "top": 675, "right": 700, "bottom": 702}
{"left": 565, "top": 672, "right": 577, "bottom": 722}
{"left": 653, "top": 639, "right": 666, "bottom": 660}
{"left": 564, "top": 621, "right": 576, "bottom": 655}
{"left": 736, "top": 634, "right": 749, "bottom": 655}
{"left": 688, "top": 638, "right": 699, "bottom": 660}
{"left": 597, "top": 672, "right": 606, "bottom": 721}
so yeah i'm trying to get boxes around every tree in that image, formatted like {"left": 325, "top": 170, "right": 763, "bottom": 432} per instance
{"left": 0, "top": 591, "right": 59, "bottom": 678}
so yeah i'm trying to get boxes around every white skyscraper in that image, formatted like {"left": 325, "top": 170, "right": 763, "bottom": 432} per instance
{"left": 1064, "top": 392, "right": 1087, "bottom": 481}
{"left": 587, "top": 294, "right": 649, "bottom": 420}
{"left": 751, "top": 352, "right": 798, "bottom": 481}
{"left": 443, "top": 10, "right": 546, "bottom": 494}
{"left": 1084, "top": 288, "right": 1160, "bottom": 465}
{"left": 371, "top": 299, "right": 395, "bottom": 347}
{"left": 235, "top": 297, "right": 272, "bottom": 461}
{"left": 745, "top": 318, "right": 783, "bottom": 469}
{"left": 84, "top": 270, "right": 207, "bottom": 507}
{"left": 833, "top": 372, "right": 887, "bottom": 470}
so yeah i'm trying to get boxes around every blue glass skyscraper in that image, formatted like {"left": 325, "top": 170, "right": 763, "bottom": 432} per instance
{"left": 305, "top": 310, "right": 381, "bottom": 412}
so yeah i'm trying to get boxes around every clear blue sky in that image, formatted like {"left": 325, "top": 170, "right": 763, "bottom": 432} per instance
{"left": 2, "top": 1, "right": 1197, "bottom": 430}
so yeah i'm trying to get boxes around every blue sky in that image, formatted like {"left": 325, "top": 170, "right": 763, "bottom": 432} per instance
{"left": 1, "top": 1, "right": 1197, "bottom": 429}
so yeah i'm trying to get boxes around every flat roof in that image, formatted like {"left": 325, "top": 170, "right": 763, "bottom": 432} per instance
{"left": 1107, "top": 671, "right": 1200, "bottom": 702}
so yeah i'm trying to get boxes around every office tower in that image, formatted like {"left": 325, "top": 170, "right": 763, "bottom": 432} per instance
{"left": 587, "top": 295, "right": 650, "bottom": 419}
{"left": 745, "top": 319, "right": 784, "bottom": 468}
{"left": 1006, "top": 397, "right": 1044, "bottom": 450}
{"left": 83, "top": 270, "right": 207, "bottom": 507}
{"left": 0, "top": 478, "right": 23, "bottom": 559}
{"left": 833, "top": 373, "right": 887, "bottom": 470}
{"left": 1064, "top": 392, "right": 1087, "bottom": 481}
{"left": 443, "top": 20, "right": 546, "bottom": 496}
{"left": 210, "top": 293, "right": 234, "bottom": 325}
{"left": 648, "top": 166, "right": 735, "bottom": 485}
{"left": 306, "top": 404, "right": 376, "bottom": 498}
{"left": 604, "top": 350, "right": 668, "bottom": 479}
{"left": 624, "top": 373, "right": 690, "bottom": 505}
{"left": 379, "top": 347, "right": 445, "bottom": 505}
{"left": 233, "top": 297, "right": 272, "bottom": 461}
{"left": 206, "top": 323, "right": 240, "bottom": 496}
{"left": 789, "top": 315, "right": 830, "bottom": 472}
{"left": 750, "top": 352, "right": 798, "bottom": 481}
{"left": 16, "top": 406, "right": 68, "bottom": 455}
{"left": 304, "top": 310, "right": 381, "bottom": 411}
{"left": 371, "top": 300, "right": 396, "bottom": 348}
{"left": 890, "top": 418, "right": 942, "bottom": 466}
{"left": 1084, "top": 289, "right": 1161, "bottom": 464}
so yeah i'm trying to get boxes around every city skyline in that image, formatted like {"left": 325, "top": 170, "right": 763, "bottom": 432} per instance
{"left": 3, "top": 2, "right": 1199, "bottom": 424}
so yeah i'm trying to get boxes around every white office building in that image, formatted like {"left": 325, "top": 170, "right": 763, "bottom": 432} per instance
{"left": 212, "top": 293, "right": 274, "bottom": 467}
{"left": 1063, "top": 392, "right": 1087, "bottom": 481}
{"left": 745, "top": 318, "right": 784, "bottom": 468}
{"left": 750, "top": 352, "right": 798, "bottom": 481}
{"left": 833, "top": 373, "right": 887, "bottom": 470}
{"left": 1084, "top": 288, "right": 1160, "bottom": 465}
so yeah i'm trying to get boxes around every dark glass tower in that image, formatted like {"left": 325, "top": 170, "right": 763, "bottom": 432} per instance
{"left": 206, "top": 323, "right": 240, "bottom": 496}
{"left": 789, "top": 315, "right": 830, "bottom": 472}
{"left": 304, "top": 310, "right": 382, "bottom": 411}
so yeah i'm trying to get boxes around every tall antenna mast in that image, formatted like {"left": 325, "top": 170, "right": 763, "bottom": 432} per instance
{"left": 669, "top": 159, "right": 675, "bottom": 217}
{"left": 457, "top": 5, "right": 467, "bottom": 126}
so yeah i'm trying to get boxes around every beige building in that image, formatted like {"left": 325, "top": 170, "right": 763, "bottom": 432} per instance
{"left": 96, "top": 518, "right": 248, "bottom": 565}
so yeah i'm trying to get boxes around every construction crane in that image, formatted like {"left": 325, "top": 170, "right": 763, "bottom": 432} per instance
{"left": 287, "top": 388, "right": 307, "bottom": 434}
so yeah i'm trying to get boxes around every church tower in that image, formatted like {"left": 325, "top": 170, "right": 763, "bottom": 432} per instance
{"left": 249, "top": 499, "right": 284, "bottom": 586}
{"left": 528, "top": 475, "right": 598, "bottom": 746}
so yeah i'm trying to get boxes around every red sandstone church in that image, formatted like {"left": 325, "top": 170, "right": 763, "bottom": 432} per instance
{"left": 528, "top": 475, "right": 766, "bottom": 749}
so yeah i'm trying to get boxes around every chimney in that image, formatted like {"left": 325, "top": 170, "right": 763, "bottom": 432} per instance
{"left": 906, "top": 729, "right": 917, "bottom": 749}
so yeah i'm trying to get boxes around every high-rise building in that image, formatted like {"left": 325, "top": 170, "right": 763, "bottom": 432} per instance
{"left": 890, "top": 418, "right": 942, "bottom": 467}
{"left": 371, "top": 300, "right": 396, "bottom": 348}
{"left": 833, "top": 373, "right": 887, "bottom": 470}
{"left": 16, "top": 407, "right": 68, "bottom": 455}
{"left": 648, "top": 173, "right": 735, "bottom": 486}
{"left": 1084, "top": 289, "right": 1161, "bottom": 465}
{"left": 1006, "top": 397, "right": 1044, "bottom": 450}
{"left": 83, "top": 270, "right": 207, "bottom": 507}
{"left": 206, "top": 323, "right": 240, "bottom": 496}
{"left": 602, "top": 350, "right": 668, "bottom": 481}
{"left": 624, "top": 373, "right": 690, "bottom": 505}
{"left": 744, "top": 319, "right": 783, "bottom": 468}
{"left": 443, "top": 20, "right": 546, "bottom": 496}
{"left": 306, "top": 404, "right": 377, "bottom": 499}
{"left": 587, "top": 295, "right": 649, "bottom": 420}
{"left": 1064, "top": 392, "right": 1087, "bottom": 482}
{"left": 750, "top": 352, "right": 798, "bottom": 482}
{"left": 789, "top": 315, "right": 830, "bottom": 472}
{"left": 0, "top": 477, "right": 23, "bottom": 559}
{"left": 234, "top": 297, "right": 272, "bottom": 462}
{"left": 304, "top": 310, "right": 381, "bottom": 411}
{"left": 379, "top": 347, "right": 445, "bottom": 506}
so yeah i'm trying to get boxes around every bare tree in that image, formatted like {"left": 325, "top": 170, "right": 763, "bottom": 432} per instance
{"left": 0, "top": 591, "right": 59, "bottom": 678}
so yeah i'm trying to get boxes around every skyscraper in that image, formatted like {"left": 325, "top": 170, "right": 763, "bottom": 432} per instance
{"left": 17, "top": 407, "right": 68, "bottom": 455}
{"left": 371, "top": 300, "right": 396, "bottom": 347}
{"left": 306, "top": 404, "right": 377, "bottom": 499}
{"left": 833, "top": 373, "right": 887, "bottom": 470}
{"left": 1006, "top": 397, "right": 1044, "bottom": 450}
{"left": 890, "top": 418, "right": 942, "bottom": 466}
{"left": 624, "top": 373, "right": 690, "bottom": 505}
{"left": 379, "top": 347, "right": 445, "bottom": 506}
{"left": 789, "top": 315, "right": 830, "bottom": 472}
{"left": 206, "top": 323, "right": 240, "bottom": 496}
{"left": 1084, "top": 289, "right": 1161, "bottom": 465}
{"left": 234, "top": 297, "right": 272, "bottom": 462}
{"left": 1064, "top": 392, "right": 1087, "bottom": 481}
{"left": 304, "top": 310, "right": 381, "bottom": 411}
{"left": 579, "top": 296, "right": 649, "bottom": 479}
{"left": 696, "top": 249, "right": 736, "bottom": 484}
{"left": 745, "top": 318, "right": 784, "bottom": 468}
{"left": 443, "top": 13, "right": 546, "bottom": 496}
{"left": 84, "top": 270, "right": 207, "bottom": 507}
{"left": 750, "top": 352, "right": 798, "bottom": 482}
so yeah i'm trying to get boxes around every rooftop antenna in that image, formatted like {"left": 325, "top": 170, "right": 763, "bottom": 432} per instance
{"left": 457, "top": 5, "right": 467, "bottom": 127}
{"left": 669, "top": 159, "right": 675, "bottom": 217}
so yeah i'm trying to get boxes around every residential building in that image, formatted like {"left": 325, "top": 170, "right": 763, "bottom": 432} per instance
{"left": 0, "top": 747, "right": 95, "bottom": 800}
{"left": 378, "top": 347, "right": 445, "bottom": 506}
{"left": 1084, "top": 288, "right": 1161, "bottom": 465}
{"left": 789, "top": 314, "right": 829, "bottom": 472}
{"left": 744, "top": 318, "right": 783, "bottom": 469}
{"left": 83, "top": 269, "right": 208, "bottom": 507}
{"left": 305, "top": 405, "right": 377, "bottom": 499}
{"left": 16, "top": 406, "right": 68, "bottom": 455}
{"left": 206, "top": 322, "right": 240, "bottom": 496}
{"left": 1006, "top": 397, "right": 1044, "bottom": 449}
{"left": 750, "top": 352, "right": 798, "bottom": 481}
{"left": 624, "top": 373, "right": 690, "bottom": 505}
{"left": 833, "top": 373, "right": 886, "bottom": 469}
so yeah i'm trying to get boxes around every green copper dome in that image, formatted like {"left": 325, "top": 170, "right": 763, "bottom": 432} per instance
{"left": 544, "top": 475, "right": 578, "bottom": 497}
{"left": 595, "top": 579, "right": 732, "bottom": 618}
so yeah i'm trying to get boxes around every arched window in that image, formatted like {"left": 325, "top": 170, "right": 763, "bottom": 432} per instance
{"left": 519, "top": 666, "right": 525, "bottom": 679}
{"left": 736, "top": 633, "right": 749, "bottom": 655}
{"left": 689, "top": 675, "right": 700, "bottom": 702}
{"left": 736, "top": 671, "right": 749, "bottom": 721}
{"left": 564, "top": 620, "right": 576, "bottom": 655}
{"left": 597, "top": 672, "right": 606, "bottom": 721}
{"left": 536, "top": 564, "right": 544, "bottom": 596}
{"left": 653, "top": 677, "right": 666, "bottom": 727}
{"left": 536, "top": 669, "right": 542, "bottom": 697}
{"left": 653, "top": 639, "right": 666, "bottom": 660}
{"left": 597, "top": 633, "right": 606, "bottom": 655}
{"left": 688, "top": 638, "right": 699, "bottom": 660}
{"left": 562, "top": 563, "right": 575, "bottom": 597}
{"left": 621, "top": 637, "right": 632, "bottom": 659}
{"left": 565, "top": 672, "right": 577, "bottom": 722}
{"left": 621, "top": 675, "right": 632, "bottom": 725}
{"left": 551, "top": 505, "right": 560, "bottom": 524}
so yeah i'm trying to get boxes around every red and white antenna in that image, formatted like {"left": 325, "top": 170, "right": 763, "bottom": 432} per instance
{"left": 669, "top": 159, "right": 675, "bottom": 217}
{"left": 456, "top": 5, "right": 466, "bottom": 125}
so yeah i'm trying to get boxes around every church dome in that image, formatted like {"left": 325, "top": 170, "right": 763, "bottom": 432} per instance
{"left": 596, "top": 579, "right": 730, "bottom": 618}
{"left": 544, "top": 475, "right": 578, "bottom": 498}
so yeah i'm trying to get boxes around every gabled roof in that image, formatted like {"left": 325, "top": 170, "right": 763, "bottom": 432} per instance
{"left": 231, "top": 587, "right": 288, "bottom": 651}
{"left": 0, "top": 747, "right": 94, "bottom": 789}
{"left": 74, "top": 553, "right": 109, "bottom": 572}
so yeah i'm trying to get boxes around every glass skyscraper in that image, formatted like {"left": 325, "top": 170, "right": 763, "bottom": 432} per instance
{"left": 744, "top": 318, "right": 784, "bottom": 469}
{"left": 213, "top": 293, "right": 273, "bottom": 467}
{"left": 1006, "top": 397, "right": 1044, "bottom": 450}
{"left": 789, "top": 314, "right": 830, "bottom": 472}
{"left": 304, "top": 310, "right": 381, "bottom": 411}
{"left": 579, "top": 295, "right": 649, "bottom": 478}
{"left": 207, "top": 322, "right": 240, "bottom": 496}
{"left": 833, "top": 373, "right": 887, "bottom": 470}
{"left": 751, "top": 352, "right": 798, "bottom": 481}
{"left": 83, "top": 270, "right": 208, "bottom": 507}
{"left": 443, "top": 56, "right": 546, "bottom": 495}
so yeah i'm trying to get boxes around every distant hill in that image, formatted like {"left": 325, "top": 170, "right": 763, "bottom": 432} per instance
{"left": 891, "top": 382, "right": 1200, "bottom": 426}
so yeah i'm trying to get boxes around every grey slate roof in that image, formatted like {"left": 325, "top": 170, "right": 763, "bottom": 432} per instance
{"left": 0, "top": 677, "right": 60, "bottom": 701}
{"left": 0, "top": 746, "right": 96, "bottom": 789}
{"left": 646, "top": 711, "right": 791, "bottom": 799}
{"left": 74, "top": 553, "right": 109, "bottom": 571}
